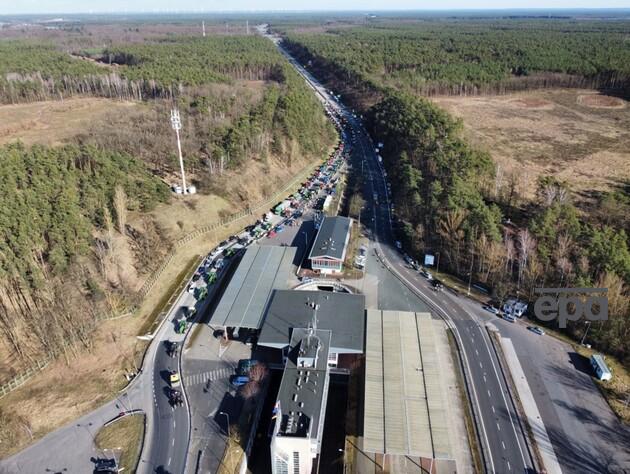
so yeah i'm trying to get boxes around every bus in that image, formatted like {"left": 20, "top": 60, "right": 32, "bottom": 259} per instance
{"left": 590, "top": 354, "right": 612, "bottom": 381}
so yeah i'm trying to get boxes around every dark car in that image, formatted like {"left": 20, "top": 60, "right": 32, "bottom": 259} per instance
{"left": 431, "top": 279, "right": 444, "bottom": 291}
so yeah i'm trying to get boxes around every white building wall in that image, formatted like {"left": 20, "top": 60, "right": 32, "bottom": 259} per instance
{"left": 271, "top": 436, "right": 313, "bottom": 474}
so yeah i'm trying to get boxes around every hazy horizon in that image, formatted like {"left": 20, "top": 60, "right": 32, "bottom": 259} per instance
{"left": 2, "top": 2, "right": 630, "bottom": 16}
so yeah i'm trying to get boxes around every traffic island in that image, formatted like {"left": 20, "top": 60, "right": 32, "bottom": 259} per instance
{"left": 94, "top": 413, "right": 145, "bottom": 473}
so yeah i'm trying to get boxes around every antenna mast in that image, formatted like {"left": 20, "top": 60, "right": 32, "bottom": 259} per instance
{"left": 170, "top": 108, "right": 187, "bottom": 194}
{"left": 246, "top": 20, "right": 249, "bottom": 35}
{"left": 202, "top": 21, "right": 206, "bottom": 37}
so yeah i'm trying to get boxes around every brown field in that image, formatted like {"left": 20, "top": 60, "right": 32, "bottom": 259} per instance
{"left": 432, "top": 89, "right": 630, "bottom": 202}
{"left": 0, "top": 98, "right": 139, "bottom": 146}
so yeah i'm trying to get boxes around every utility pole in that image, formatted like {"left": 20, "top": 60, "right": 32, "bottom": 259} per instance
{"left": 202, "top": 21, "right": 206, "bottom": 37}
{"left": 170, "top": 108, "right": 187, "bottom": 194}
{"left": 246, "top": 20, "right": 249, "bottom": 35}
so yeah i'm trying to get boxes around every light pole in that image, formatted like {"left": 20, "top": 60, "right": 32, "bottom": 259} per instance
{"left": 580, "top": 321, "right": 592, "bottom": 346}
{"left": 219, "top": 411, "right": 230, "bottom": 438}
{"left": 170, "top": 108, "right": 187, "bottom": 194}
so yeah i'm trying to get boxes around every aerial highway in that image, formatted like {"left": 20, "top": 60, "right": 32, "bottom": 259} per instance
{"left": 272, "top": 33, "right": 535, "bottom": 473}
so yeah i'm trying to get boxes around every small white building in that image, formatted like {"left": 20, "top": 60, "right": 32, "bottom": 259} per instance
{"left": 308, "top": 216, "right": 352, "bottom": 274}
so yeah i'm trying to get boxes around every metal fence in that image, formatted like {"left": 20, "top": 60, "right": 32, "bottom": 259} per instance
{"left": 0, "top": 357, "right": 51, "bottom": 399}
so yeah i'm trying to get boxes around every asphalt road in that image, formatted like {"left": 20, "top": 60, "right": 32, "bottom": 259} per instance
{"left": 275, "top": 38, "right": 535, "bottom": 473}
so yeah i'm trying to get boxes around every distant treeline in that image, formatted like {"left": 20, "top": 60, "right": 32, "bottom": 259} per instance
{"left": 0, "top": 36, "right": 288, "bottom": 103}
{"left": 282, "top": 20, "right": 630, "bottom": 98}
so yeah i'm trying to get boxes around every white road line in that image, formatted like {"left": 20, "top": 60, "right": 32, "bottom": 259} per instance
{"left": 507, "top": 461, "right": 511, "bottom": 471}
{"left": 497, "top": 423, "right": 501, "bottom": 431}
{"left": 492, "top": 406, "right": 496, "bottom": 413}
{"left": 488, "top": 389, "right": 491, "bottom": 397}
{"left": 475, "top": 349, "right": 479, "bottom": 355}
{"left": 502, "top": 441, "right": 506, "bottom": 450}
{"left": 168, "top": 457, "right": 172, "bottom": 465}
{"left": 483, "top": 375, "right": 487, "bottom": 382}
{"left": 172, "top": 438, "right": 175, "bottom": 446}
{"left": 479, "top": 362, "right": 483, "bottom": 368}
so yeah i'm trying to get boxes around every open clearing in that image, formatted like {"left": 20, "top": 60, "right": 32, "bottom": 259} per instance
{"left": 432, "top": 89, "right": 630, "bottom": 202}
{"left": 0, "top": 98, "right": 138, "bottom": 146}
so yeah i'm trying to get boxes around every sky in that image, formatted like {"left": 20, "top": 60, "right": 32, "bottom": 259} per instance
{"left": 1, "top": 0, "right": 629, "bottom": 15}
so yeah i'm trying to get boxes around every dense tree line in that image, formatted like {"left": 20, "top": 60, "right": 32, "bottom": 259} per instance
{"left": 368, "top": 93, "right": 630, "bottom": 363}
{"left": 0, "top": 143, "right": 169, "bottom": 361}
{"left": 280, "top": 20, "right": 630, "bottom": 361}
{"left": 283, "top": 20, "right": 630, "bottom": 97}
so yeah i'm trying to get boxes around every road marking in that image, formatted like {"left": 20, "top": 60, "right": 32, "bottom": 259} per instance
{"left": 172, "top": 438, "right": 175, "bottom": 446}
{"left": 475, "top": 349, "right": 479, "bottom": 356}
{"left": 479, "top": 362, "right": 483, "bottom": 368}
{"left": 507, "top": 461, "right": 511, "bottom": 471}
{"left": 168, "top": 457, "right": 171, "bottom": 465}
{"left": 488, "top": 390, "right": 491, "bottom": 397}
{"left": 492, "top": 406, "right": 495, "bottom": 414}
{"left": 483, "top": 375, "right": 487, "bottom": 382}
{"left": 502, "top": 441, "right": 506, "bottom": 450}
{"left": 497, "top": 423, "right": 501, "bottom": 431}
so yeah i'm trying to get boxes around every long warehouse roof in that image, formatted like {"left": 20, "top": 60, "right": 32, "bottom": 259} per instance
{"left": 211, "top": 245, "right": 296, "bottom": 329}
{"left": 363, "top": 309, "right": 452, "bottom": 460}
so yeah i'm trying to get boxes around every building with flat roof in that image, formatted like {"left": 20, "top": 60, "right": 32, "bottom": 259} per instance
{"left": 363, "top": 309, "right": 456, "bottom": 473}
{"left": 257, "top": 290, "right": 365, "bottom": 361}
{"left": 308, "top": 216, "right": 352, "bottom": 274}
{"left": 210, "top": 245, "right": 296, "bottom": 331}
{"left": 271, "top": 328, "right": 332, "bottom": 474}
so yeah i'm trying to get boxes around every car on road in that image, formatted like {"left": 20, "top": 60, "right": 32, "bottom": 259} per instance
{"left": 419, "top": 269, "right": 433, "bottom": 280}
{"left": 431, "top": 279, "right": 444, "bottom": 292}
{"left": 528, "top": 326, "right": 545, "bottom": 336}
{"left": 169, "top": 371, "right": 181, "bottom": 387}
{"left": 165, "top": 340, "right": 179, "bottom": 358}
{"left": 168, "top": 388, "right": 183, "bottom": 407}
{"left": 395, "top": 240, "right": 402, "bottom": 250}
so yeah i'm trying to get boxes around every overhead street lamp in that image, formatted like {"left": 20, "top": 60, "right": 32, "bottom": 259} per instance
{"left": 219, "top": 411, "right": 230, "bottom": 438}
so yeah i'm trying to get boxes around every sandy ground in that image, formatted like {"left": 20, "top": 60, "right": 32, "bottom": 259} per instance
{"left": 0, "top": 98, "right": 138, "bottom": 146}
{"left": 432, "top": 89, "right": 630, "bottom": 202}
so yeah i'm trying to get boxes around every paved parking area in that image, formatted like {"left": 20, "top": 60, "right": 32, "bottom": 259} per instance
{"left": 183, "top": 323, "right": 253, "bottom": 474}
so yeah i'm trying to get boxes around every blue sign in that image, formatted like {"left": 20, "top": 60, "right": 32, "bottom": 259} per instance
{"left": 424, "top": 254, "right": 435, "bottom": 266}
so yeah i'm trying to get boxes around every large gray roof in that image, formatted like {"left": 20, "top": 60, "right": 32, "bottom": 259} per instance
{"left": 308, "top": 216, "right": 352, "bottom": 261}
{"left": 363, "top": 310, "right": 453, "bottom": 460}
{"left": 257, "top": 290, "right": 365, "bottom": 353}
{"left": 275, "top": 328, "right": 331, "bottom": 439}
{"left": 211, "top": 246, "right": 296, "bottom": 329}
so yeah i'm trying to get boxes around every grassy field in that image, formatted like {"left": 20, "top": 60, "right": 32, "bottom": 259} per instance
{"left": 95, "top": 414, "right": 145, "bottom": 473}
{"left": 432, "top": 89, "right": 630, "bottom": 203}
{"left": 0, "top": 98, "right": 139, "bottom": 146}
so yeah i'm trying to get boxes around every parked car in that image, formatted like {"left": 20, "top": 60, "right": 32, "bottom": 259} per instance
{"left": 503, "top": 313, "right": 516, "bottom": 323}
{"left": 419, "top": 269, "right": 433, "bottom": 280}
{"left": 528, "top": 326, "right": 545, "bottom": 336}
{"left": 483, "top": 304, "right": 500, "bottom": 315}
{"left": 231, "top": 375, "right": 249, "bottom": 388}
{"left": 431, "top": 279, "right": 444, "bottom": 292}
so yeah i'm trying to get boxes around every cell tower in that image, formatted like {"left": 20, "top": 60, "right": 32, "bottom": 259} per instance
{"left": 170, "top": 108, "right": 187, "bottom": 194}
{"left": 202, "top": 21, "right": 206, "bottom": 37}
{"left": 246, "top": 20, "right": 249, "bottom": 35}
